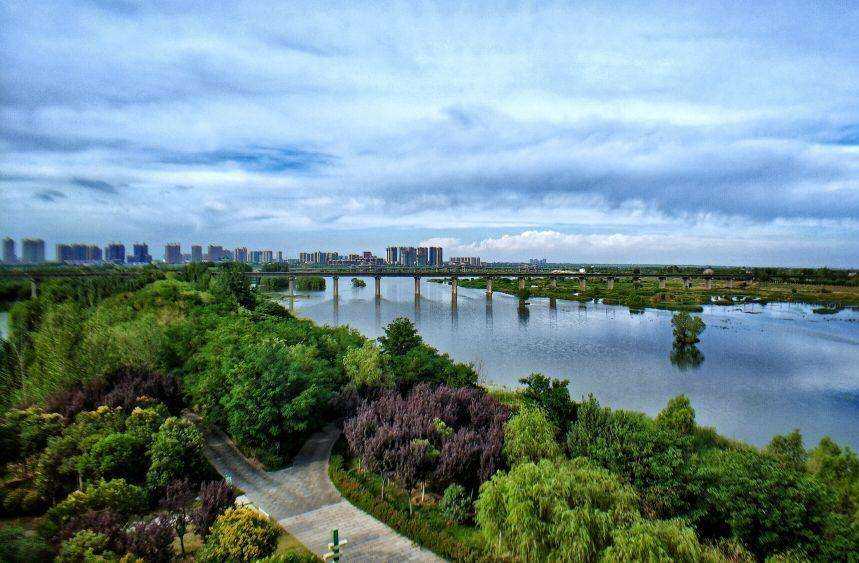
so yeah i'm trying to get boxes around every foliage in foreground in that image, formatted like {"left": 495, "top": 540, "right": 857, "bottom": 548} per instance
{"left": 199, "top": 506, "right": 280, "bottom": 561}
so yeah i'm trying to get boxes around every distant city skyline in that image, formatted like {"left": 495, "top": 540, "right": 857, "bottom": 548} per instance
{"left": 2, "top": 3, "right": 859, "bottom": 267}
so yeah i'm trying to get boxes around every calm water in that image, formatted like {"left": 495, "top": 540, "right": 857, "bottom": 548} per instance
{"left": 281, "top": 277, "right": 859, "bottom": 450}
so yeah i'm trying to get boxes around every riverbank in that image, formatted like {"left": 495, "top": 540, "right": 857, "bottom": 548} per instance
{"left": 432, "top": 276, "right": 859, "bottom": 312}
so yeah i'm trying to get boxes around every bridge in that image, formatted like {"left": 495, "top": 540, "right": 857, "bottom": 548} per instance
{"left": 0, "top": 266, "right": 750, "bottom": 301}
{"left": 248, "top": 268, "right": 749, "bottom": 302}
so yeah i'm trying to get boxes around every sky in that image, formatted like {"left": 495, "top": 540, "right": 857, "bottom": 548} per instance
{"left": 2, "top": 1, "right": 859, "bottom": 267}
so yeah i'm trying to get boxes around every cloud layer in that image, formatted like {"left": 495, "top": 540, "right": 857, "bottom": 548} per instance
{"left": 2, "top": 1, "right": 858, "bottom": 266}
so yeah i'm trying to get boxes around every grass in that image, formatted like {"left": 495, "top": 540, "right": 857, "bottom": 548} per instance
{"left": 328, "top": 436, "right": 497, "bottom": 562}
{"left": 273, "top": 529, "right": 322, "bottom": 561}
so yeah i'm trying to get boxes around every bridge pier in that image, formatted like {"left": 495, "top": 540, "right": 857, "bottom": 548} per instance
{"left": 706, "top": 278, "right": 714, "bottom": 290}
{"left": 519, "top": 277, "right": 526, "bottom": 291}
{"left": 606, "top": 277, "right": 615, "bottom": 291}
{"left": 550, "top": 277, "right": 557, "bottom": 289}
{"left": 579, "top": 276, "right": 587, "bottom": 291}
{"left": 414, "top": 276, "right": 421, "bottom": 298}
{"left": 332, "top": 276, "right": 339, "bottom": 299}
{"left": 289, "top": 276, "right": 296, "bottom": 297}
{"left": 374, "top": 276, "right": 381, "bottom": 299}
{"left": 486, "top": 278, "right": 493, "bottom": 298}
{"left": 451, "top": 276, "right": 458, "bottom": 303}
{"left": 683, "top": 277, "right": 692, "bottom": 289}
{"left": 659, "top": 276, "right": 667, "bottom": 290}
{"left": 30, "top": 279, "right": 38, "bottom": 299}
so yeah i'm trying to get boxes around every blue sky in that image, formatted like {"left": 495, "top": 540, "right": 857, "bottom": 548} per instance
{"left": 2, "top": 1, "right": 859, "bottom": 266}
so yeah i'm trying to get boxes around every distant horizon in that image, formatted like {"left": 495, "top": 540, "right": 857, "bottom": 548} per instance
{"left": 2, "top": 234, "right": 857, "bottom": 271}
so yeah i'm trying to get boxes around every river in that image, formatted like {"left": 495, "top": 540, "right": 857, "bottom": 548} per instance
{"left": 281, "top": 277, "right": 859, "bottom": 450}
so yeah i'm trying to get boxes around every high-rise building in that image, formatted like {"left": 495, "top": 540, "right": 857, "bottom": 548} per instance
{"left": 450, "top": 256, "right": 481, "bottom": 267}
{"left": 22, "top": 239, "right": 45, "bottom": 264}
{"left": 105, "top": 242, "right": 126, "bottom": 264}
{"left": 207, "top": 245, "right": 225, "bottom": 262}
{"left": 386, "top": 246, "right": 398, "bottom": 264}
{"left": 233, "top": 247, "right": 248, "bottom": 263}
{"left": 56, "top": 243, "right": 73, "bottom": 263}
{"left": 72, "top": 243, "right": 88, "bottom": 262}
{"left": 87, "top": 245, "right": 102, "bottom": 262}
{"left": 277, "top": 251, "right": 283, "bottom": 263}
{"left": 299, "top": 252, "right": 312, "bottom": 264}
{"left": 428, "top": 246, "right": 443, "bottom": 266}
{"left": 191, "top": 245, "right": 203, "bottom": 263}
{"left": 164, "top": 243, "right": 182, "bottom": 264}
{"left": 417, "top": 247, "right": 429, "bottom": 266}
{"left": 397, "top": 246, "right": 416, "bottom": 266}
{"left": 130, "top": 243, "right": 151, "bottom": 264}
{"left": 250, "top": 250, "right": 262, "bottom": 264}
{"left": 261, "top": 250, "right": 274, "bottom": 263}
{"left": 2, "top": 238, "right": 16, "bottom": 264}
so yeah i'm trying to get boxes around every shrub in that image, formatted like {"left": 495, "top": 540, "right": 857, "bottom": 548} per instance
{"left": 655, "top": 395, "right": 696, "bottom": 436}
{"left": 48, "top": 479, "right": 148, "bottom": 527}
{"left": 146, "top": 417, "right": 207, "bottom": 492}
{"left": 345, "top": 383, "right": 508, "bottom": 492}
{"left": 126, "top": 517, "right": 174, "bottom": 563}
{"left": 46, "top": 367, "right": 182, "bottom": 419}
{"left": 475, "top": 457, "right": 639, "bottom": 561}
{"left": 0, "top": 524, "right": 52, "bottom": 562}
{"left": 503, "top": 406, "right": 561, "bottom": 466}
{"left": 61, "top": 509, "right": 127, "bottom": 554}
{"left": 439, "top": 484, "right": 472, "bottom": 524}
{"left": 199, "top": 506, "right": 280, "bottom": 561}
{"left": 194, "top": 480, "right": 239, "bottom": 539}
{"left": 57, "top": 530, "right": 115, "bottom": 563}
{"left": 81, "top": 432, "right": 148, "bottom": 482}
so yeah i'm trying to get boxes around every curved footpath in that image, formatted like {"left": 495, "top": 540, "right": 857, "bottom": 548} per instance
{"left": 204, "top": 423, "right": 444, "bottom": 562}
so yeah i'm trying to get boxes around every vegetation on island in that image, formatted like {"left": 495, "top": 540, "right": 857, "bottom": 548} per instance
{"left": 452, "top": 272, "right": 859, "bottom": 312}
{"left": 350, "top": 277, "right": 366, "bottom": 288}
{"left": 1, "top": 264, "right": 857, "bottom": 561}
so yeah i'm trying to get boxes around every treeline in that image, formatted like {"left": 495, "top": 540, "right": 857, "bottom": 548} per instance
{"left": 258, "top": 276, "right": 326, "bottom": 292}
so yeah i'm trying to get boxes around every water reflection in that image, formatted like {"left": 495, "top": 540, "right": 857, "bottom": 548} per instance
{"left": 670, "top": 344, "right": 705, "bottom": 371}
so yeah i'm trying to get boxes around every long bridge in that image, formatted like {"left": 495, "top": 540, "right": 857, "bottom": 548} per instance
{"left": 249, "top": 268, "right": 747, "bottom": 301}
{"left": 0, "top": 266, "right": 750, "bottom": 301}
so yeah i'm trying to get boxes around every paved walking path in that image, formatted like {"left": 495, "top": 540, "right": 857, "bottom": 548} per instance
{"left": 203, "top": 424, "right": 445, "bottom": 562}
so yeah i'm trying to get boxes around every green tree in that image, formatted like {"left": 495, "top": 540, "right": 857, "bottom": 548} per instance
{"left": 343, "top": 341, "right": 391, "bottom": 389}
{"left": 600, "top": 519, "right": 703, "bottom": 562}
{"left": 655, "top": 395, "right": 696, "bottom": 436}
{"left": 378, "top": 317, "right": 422, "bottom": 356}
{"left": 807, "top": 436, "right": 859, "bottom": 524}
{"left": 211, "top": 262, "right": 254, "bottom": 308}
{"left": 503, "top": 406, "right": 561, "bottom": 466}
{"left": 765, "top": 429, "right": 807, "bottom": 473}
{"left": 518, "top": 372, "right": 575, "bottom": 433}
{"left": 57, "top": 530, "right": 115, "bottom": 563}
{"left": 695, "top": 448, "right": 838, "bottom": 558}
{"left": 146, "top": 417, "right": 207, "bottom": 492}
{"left": 475, "top": 457, "right": 639, "bottom": 561}
{"left": 671, "top": 311, "right": 705, "bottom": 346}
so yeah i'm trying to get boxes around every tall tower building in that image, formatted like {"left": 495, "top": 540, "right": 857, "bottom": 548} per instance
{"left": 164, "top": 243, "right": 182, "bottom": 264}
{"left": 234, "top": 247, "right": 249, "bottom": 263}
{"left": 207, "top": 245, "right": 225, "bottom": 262}
{"left": 2, "top": 237, "right": 16, "bottom": 264}
{"left": 428, "top": 246, "right": 443, "bottom": 266}
{"left": 386, "top": 246, "right": 398, "bottom": 264}
{"left": 105, "top": 242, "right": 126, "bottom": 264}
{"left": 191, "top": 245, "right": 203, "bottom": 263}
{"left": 22, "top": 239, "right": 46, "bottom": 264}
{"left": 131, "top": 243, "right": 151, "bottom": 264}
{"left": 417, "top": 247, "right": 428, "bottom": 266}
